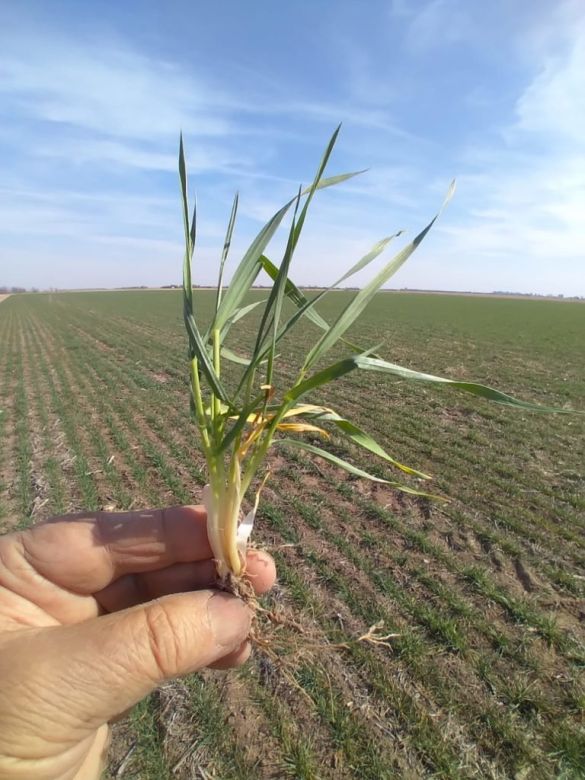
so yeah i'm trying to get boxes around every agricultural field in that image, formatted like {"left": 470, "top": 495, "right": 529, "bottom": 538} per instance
{"left": 0, "top": 289, "right": 584, "bottom": 779}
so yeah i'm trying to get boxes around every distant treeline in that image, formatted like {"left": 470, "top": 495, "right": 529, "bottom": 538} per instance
{"left": 2, "top": 285, "right": 581, "bottom": 300}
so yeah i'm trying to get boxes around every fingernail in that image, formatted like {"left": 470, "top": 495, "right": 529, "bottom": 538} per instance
{"left": 207, "top": 592, "right": 251, "bottom": 649}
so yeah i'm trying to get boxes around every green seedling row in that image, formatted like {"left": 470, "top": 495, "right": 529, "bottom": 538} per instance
{"left": 2, "top": 291, "right": 583, "bottom": 779}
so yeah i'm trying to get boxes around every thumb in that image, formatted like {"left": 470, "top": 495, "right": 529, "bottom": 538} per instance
{"left": 1, "top": 591, "right": 250, "bottom": 741}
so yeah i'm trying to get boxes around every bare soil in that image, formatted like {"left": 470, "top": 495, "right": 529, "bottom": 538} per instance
{"left": 2, "top": 291, "right": 583, "bottom": 779}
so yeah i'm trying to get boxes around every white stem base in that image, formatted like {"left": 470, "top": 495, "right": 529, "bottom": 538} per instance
{"left": 202, "top": 481, "right": 257, "bottom": 578}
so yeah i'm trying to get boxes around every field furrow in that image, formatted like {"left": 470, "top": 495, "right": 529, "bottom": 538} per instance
{"left": 2, "top": 291, "right": 583, "bottom": 779}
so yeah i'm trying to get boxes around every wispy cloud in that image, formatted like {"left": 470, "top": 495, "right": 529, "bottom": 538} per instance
{"left": 514, "top": 28, "right": 585, "bottom": 146}
{"left": 392, "top": 0, "right": 472, "bottom": 54}
{"left": 0, "top": 0, "right": 584, "bottom": 295}
{"left": 427, "top": 9, "right": 585, "bottom": 294}
{"left": 0, "top": 33, "right": 232, "bottom": 140}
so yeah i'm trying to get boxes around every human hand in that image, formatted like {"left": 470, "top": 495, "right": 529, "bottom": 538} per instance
{"left": 0, "top": 505, "right": 276, "bottom": 780}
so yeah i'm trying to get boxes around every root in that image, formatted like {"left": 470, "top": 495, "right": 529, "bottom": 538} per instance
{"left": 217, "top": 568, "right": 399, "bottom": 653}
{"left": 249, "top": 609, "right": 400, "bottom": 710}
{"left": 356, "top": 620, "right": 400, "bottom": 648}
{"left": 214, "top": 563, "right": 401, "bottom": 718}
{"left": 218, "top": 571, "right": 257, "bottom": 603}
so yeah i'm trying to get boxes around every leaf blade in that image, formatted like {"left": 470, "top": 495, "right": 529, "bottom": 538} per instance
{"left": 285, "top": 358, "right": 358, "bottom": 403}
{"left": 304, "top": 168, "right": 367, "bottom": 195}
{"left": 253, "top": 187, "right": 303, "bottom": 365}
{"left": 211, "top": 199, "right": 294, "bottom": 336}
{"left": 235, "top": 230, "right": 405, "bottom": 395}
{"left": 210, "top": 161, "right": 366, "bottom": 337}
{"left": 355, "top": 356, "right": 576, "bottom": 412}
{"left": 302, "top": 182, "right": 456, "bottom": 371}
{"left": 215, "top": 192, "right": 239, "bottom": 313}
{"left": 220, "top": 299, "right": 266, "bottom": 341}
{"left": 184, "top": 311, "right": 230, "bottom": 401}
{"left": 299, "top": 407, "right": 431, "bottom": 478}
{"left": 179, "top": 136, "right": 229, "bottom": 402}
{"left": 178, "top": 133, "right": 193, "bottom": 316}
{"left": 220, "top": 346, "right": 255, "bottom": 366}
{"left": 278, "top": 438, "right": 440, "bottom": 497}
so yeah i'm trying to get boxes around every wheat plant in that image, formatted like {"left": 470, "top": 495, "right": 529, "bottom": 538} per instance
{"left": 179, "top": 127, "right": 556, "bottom": 583}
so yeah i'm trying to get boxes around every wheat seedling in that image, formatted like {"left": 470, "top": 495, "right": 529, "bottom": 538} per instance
{"left": 179, "top": 126, "right": 560, "bottom": 587}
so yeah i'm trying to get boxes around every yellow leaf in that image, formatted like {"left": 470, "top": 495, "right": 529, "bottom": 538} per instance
{"left": 277, "top": 422, "right": 330, "bottom": 437}
{"left": 281, "top": 404, "right": 333, "bottom": 419}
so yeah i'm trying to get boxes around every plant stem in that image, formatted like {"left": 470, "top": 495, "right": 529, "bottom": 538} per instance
{"left": 212, "top": 328, "right": 221, "bottom": 421}
{"left": 205, "top": 457, "right": 243, "bottom": 578}
{"left": 241, "top": 399, "right": 291, "bottom": 493}
{"left": 191, "top": 359, "right": 211, "bottom": 452}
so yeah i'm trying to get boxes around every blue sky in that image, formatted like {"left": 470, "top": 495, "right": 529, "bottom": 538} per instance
{"left": 1, "top": 0, "right": 584, "bottom": 295}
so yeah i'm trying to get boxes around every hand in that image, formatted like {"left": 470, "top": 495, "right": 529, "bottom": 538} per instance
{"left": 0, "top": 505, "right": 276, "bottom": 780}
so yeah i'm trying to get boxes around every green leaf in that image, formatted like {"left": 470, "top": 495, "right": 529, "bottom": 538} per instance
{"left": 285, "top": 350, "right": 572, "bottom": 414}
{"left": 233, "top": 286, "right": 335, "bottom": 399}
{"left": 220, "top": 346, "right": 254, "bottom": 366}
{"left": 260, "top": 254, "right": 328, "bottom": 330}
{"left": 272, "top": 231, "right": 403, "bottom": 360}
{"left": 332, "top": 233, "right": 404, "bottom": 288}
{"left": 259, "top": 254, "right": 380, "bottom": 357}
{"left": 263, "top": 342, "right": 373, "bottom": 405}
{"left": 285, "top": 358, "right": 357, "bottom": 402}
{"left": 220, "top": 299, "right": 266, "bottom": 341}
{"left": 234, "top": 230, "right": 405, "bottom": 396}
{"left": 189, "top": 200, "right": 197, "bottom": 257}
{"left": 254, "top": 126, "right": 343, "bottom": 370}
{"left": 178, "top": 134, "right": 193, "bottom": 315}
{"left": 210, "top": 160, "right": 366, "bottom": 338}
{"left": 179, "top": 137, "right": 229, "bottom": 402}
{"left": 303, "top": 168, "right": 367, "bottom": 195}
{"left": 254, "top": 187, "right": 303, "bottom": 362}
{"left": 184, "top": 311, "right": 230, "bottom": 401}
{"left": 354, "top": 356, "right": 575, "bottom": 412}
{"left": 299, "top": 407, "right": 431, "bottom": 478}
{"left": 292, "top": 125, "right": 341, "bottom": 253}
{"left": 277, "top": 439, "right": 440, "bottom": 498}
{"left": 211, "top": 199, "right": 293, "bottom": 336}
{"left": 215, "top": 192, "right": 239, "bottom": 313}
{"left": 302, "top": 181, "right": 456, "bottom": 371}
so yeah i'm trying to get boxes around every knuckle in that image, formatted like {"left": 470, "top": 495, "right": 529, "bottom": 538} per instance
{"left": 142, "top": 600, "right": 183, "bottom": 680}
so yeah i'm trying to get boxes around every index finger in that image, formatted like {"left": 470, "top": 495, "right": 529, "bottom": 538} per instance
{"left": 7, "top": 506, "right": 213, "bottom": 595}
